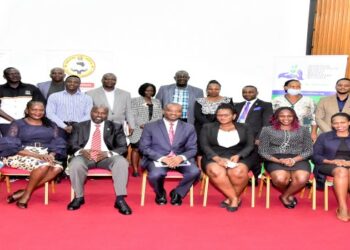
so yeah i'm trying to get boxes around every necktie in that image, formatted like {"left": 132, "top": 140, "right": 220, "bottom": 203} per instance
{"left": 91, "top": 124, "right": 101, "bottom": 161}
{"left": 238, "top": 101, "right": 251, "bottom": 122}
{"left": 168, "top": 122, "right": 175, "bottom": 156}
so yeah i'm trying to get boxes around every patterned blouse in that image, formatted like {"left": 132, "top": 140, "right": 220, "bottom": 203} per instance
{"left": 272, "top": 95, "right": 316, "bottom": 127}
{"left": 258, "top": 126, "right": 313, "bottom": 160}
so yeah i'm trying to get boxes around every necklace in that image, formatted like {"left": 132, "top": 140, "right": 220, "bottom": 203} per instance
{"left": 279, "top": 130, "right": 291, "bottom": 152}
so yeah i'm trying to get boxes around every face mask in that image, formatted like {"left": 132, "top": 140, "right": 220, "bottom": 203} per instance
{"left": 287, "top": 88, "right": 301, "bottom": 96}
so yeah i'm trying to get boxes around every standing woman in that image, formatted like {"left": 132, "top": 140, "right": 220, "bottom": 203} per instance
{"left": 313, "top": 113, "right": 350, "bottom": 222}
{"left": 258, "top": 107, "right": 313, "bottom": 208}
{"left": 272, "top": 79, "right": 317, "bottom": 142}
{"left": 200, "top": 103, "right": 255, "bottom": 212}
{"left": 129, "top": 83, "right": 162, "bottom": 176}
{"left": 0, "top": 100, "right": 66, "bottom": 208}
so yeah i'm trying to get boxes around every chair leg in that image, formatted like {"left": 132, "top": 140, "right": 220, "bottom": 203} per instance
{"left": 140, "top": 171, "right": 147, "bottom": 206}
{"left": 189, "top": 185, "right": 194, "bottom": 207}
{"left": 200, "top": 174, "right": 205, "bottom": 195}
{"left": 51, "top": 181, "right": 55, "bottom": 194}
{"left": 300, "top": 187, "right": 305, "bottom": 198}
{"left": 266, "top": 176, "right": 270, "bottom": 209}
{"left": 5, "top": 176, "right": 11, "bottom": 193}
{"left": 258, "top": 175, "right": 265, "bottom": 197}
{"left": 203, "top": 175, "right": 209, "bottom": 207}
{"left": 44, "top": 182, "right": 49, "bottom": 205}
{"left": 251, "top": 175, "right": 255, "bottom": 208}
{"left": 324, "top": 181, "right": 328, "bottom": 211}
{"left": 312, "top": 178, "right": 316, "bottom": 210}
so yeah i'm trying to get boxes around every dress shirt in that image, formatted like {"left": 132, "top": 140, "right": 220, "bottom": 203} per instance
{"left": 46, "top": 90, "right": 93, "bottom": 129}
{"left": 103, "top": 89, "right": 115, "bottom": 109}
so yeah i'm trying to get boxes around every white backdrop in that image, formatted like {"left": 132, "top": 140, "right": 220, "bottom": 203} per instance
{"left": 0, "top": 0, "right": 310, "bottom": 101}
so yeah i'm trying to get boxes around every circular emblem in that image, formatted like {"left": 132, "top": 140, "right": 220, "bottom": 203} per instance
{"left": 63, "top": 54, "right": 95, "bottom": 78}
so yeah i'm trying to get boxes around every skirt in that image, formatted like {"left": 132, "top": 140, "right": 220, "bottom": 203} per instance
{"left": 265, "top": 154, "right": 311, "bottom": 173}
{"left": 318, "top": 164, "right": 350, "bottom": 176}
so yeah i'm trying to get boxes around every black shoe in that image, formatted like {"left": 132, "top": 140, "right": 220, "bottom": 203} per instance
{"left": 67, "top": 197, "right": 85, "bottom": 210}
{"left": 170, "top": 189, "right": 182, "bottom": 206}
{"left": 114, "top": 199, "right": 132, "bottom": 215}
{"left": 155, "top": 191, "right": 167, "bottom": 205}
{"left": 279, "top": 195, "right": 295, "bottom": 209}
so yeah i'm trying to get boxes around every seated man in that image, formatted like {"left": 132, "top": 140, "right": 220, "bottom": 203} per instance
{"left": 67, "top": 105, "right": 132, "bottom": 215}
{"left": 139, "top": 103, "right": 200, "bottom": 205}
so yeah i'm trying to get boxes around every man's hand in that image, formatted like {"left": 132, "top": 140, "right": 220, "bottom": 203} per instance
{"left": 80, "top": 149, "right": 92, "bottom": 160}
{"left": 161, "top": 156, "right": 183, "bottom": 168}
{"left": 95, "top": 151, "right": 109, "bottom": 162}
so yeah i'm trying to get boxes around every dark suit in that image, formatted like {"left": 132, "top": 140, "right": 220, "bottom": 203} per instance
{"left": 69, "top": 120, "right": 129, "bottom": 198}
{"left": 234, "top": 99, "right": 273, "bottom": 178}
{"left": 139, "top": 119, "right": 200, "bottom": 197}
{"left": 200, "top": 122, "right": 255, "bottom": 172}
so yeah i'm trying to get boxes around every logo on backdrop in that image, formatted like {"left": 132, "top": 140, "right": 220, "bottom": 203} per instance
{"left": 278, "top": 64, "right": 304, "bottom": 80}
{"left": 63, "top": 54, "right": 95, "bottom": 78}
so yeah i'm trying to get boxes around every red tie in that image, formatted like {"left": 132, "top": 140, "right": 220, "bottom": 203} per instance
{"left": 168, "top": 122, "right": 175, "bottom": 156}
{"left": 91, "top": 124, "right": 101, "bottom": 161}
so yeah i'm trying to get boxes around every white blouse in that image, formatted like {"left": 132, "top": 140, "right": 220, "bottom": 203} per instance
{"left": 217, "top": 129, "right": 240, "bottom": 148}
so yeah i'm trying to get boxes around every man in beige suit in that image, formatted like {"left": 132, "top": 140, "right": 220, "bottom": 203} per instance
{"left": 87, "top": 73, "right": 135, "bottom": 134}
{"left": 316, "top": 78, "right": 350, "bottom": 133}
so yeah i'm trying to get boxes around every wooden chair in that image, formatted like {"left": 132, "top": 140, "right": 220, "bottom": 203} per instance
{"left": 202, "top": 170, "right": 256, "bottom": 207}
{"left": 323, "top": 176, "right": 334, "bottom": 211}
{"left": 70, "top": 168, "right": 112, "bottom": 200}
{"left": 258, "top": 171, "right": 316, "bottom": 210}
{"left": 140, "top": 170, "right": 194, "bottom": 207}
{"left": 0, "top": 166, "right": 55, "bottom": 205}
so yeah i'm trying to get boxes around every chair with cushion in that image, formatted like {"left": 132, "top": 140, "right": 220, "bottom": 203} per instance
{"left": 140, "top": 170, "right": 194, "bottom": 207}
{"left": 0, "top": 166, "right": 55, "bottom": 205}
{"left": 202, "top": 170, "right": 256, "bottom": 207}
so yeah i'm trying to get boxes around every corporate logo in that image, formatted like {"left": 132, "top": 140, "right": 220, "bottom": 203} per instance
{"left": 278, "top": 64, "right": 304, "bottom": 80}
{"left": 63, "top": 54, "right": 95, "bottom": 78}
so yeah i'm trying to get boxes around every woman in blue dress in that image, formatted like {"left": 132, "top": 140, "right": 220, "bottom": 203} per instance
{"left": 0, "top": 100, "right": 66, "bottom": 208}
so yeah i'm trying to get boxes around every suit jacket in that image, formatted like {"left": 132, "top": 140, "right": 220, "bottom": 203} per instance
{"left": 37, "top": 81, "right": 51, "bottom": 99}
{"left": 234, "top": 99, "right": 273, "bottom": 139}
{"left": 69, "top": 120, "right": 127, "bottom": 155}
{"left": 156, "top": 84, "right": 204, "bottom": 124}
{"left": 139, "top": 119, "right": 197, "bottom": 167}
{"left": 200, "top": 122, "right": 254, "bottom": 160}
{"left": 316, "top": 95, "right": 350, "bottom": 133}
{"left": 87, "top": 87, "right": 135, "bottom": 129}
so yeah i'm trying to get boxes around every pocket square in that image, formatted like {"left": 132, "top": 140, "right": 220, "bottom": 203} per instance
{"left": 253, "top": 107, "right": 262, "bottom": 111}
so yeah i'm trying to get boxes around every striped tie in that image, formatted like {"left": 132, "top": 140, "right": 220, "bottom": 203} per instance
{"left": 168, "top": 122, "right": 175, "bottom": 156}
{"left": 91, "top": 124, "right": 101, "bottom": 161}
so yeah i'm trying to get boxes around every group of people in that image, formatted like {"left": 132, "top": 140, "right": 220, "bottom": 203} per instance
{"left": 0, "top": 67, "right": 349, "bottom": 222}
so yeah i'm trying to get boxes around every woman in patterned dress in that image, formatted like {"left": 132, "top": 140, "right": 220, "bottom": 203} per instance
{"left": 129, "top": 83, "right": 162, "bottom": 176}
{"left": 258, "top": 107, "right": 313, "bottom": 208}
{"left": 272, "top": 79, "right": 317, "bottom": 142}
{"left": 0, "top": 100, "right": 66, "bottom": 208}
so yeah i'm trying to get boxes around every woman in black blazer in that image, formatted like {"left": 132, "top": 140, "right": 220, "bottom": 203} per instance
{"left": 200, "top": 103, "right": 255, "bottom": 212}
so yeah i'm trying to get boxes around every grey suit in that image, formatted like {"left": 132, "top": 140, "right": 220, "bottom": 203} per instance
{"left": 156, "top": 84, "right": 203, "bottom": 124}
{"left": 87, "top": 87, "right": 135, "bottom": 129}
{"left": 316, "top": 95, "right": 350, "bottom": 133}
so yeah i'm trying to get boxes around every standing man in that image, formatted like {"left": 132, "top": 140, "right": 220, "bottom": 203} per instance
{"left": 316, "top": 78, "right": 350, "bottom": 133}
{"left": 0, "top": 67, "right": 45, "bottom": 135}
{"left": 37, "top": 67, "right": 66, "bottom": 100}
{"left": 139, "top": 103, "right": 200, "bottom": 206}
{"left": 87, "top": 73, "right": 135, "bottom": 135}
{"left": 46, "top": 75, "right": 93, "bottom": 136}
{"left": 156, "top": 70, "right": 203, "bottom": 124}
{"left": 67, "top": 105, "right": 132, "bottom": 215}
{"left": 234, "top": 85, "right": 273, "bottom": 180}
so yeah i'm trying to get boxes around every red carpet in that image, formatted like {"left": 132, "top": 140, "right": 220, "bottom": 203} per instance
{"left": 1, "top": 175, "right": 348, "bottom": 250}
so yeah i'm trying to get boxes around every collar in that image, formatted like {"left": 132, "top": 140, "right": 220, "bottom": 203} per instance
{"left": 336, "top": 94, "right": 348, "bottom": 102}
{"left": 4, "top": 82, "right": 23, "bottom": 88}
{"left": 63, "top": 89, "right": 82, "bottom": 95}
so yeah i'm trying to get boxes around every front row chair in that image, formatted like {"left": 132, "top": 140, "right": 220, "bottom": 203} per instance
{"left": 0, "top": 166, "right": 55, "bottom": 205}
{"left": 70, "top": 168, "right": 112, "bottom": 200}
{"left": 258, "top": 171, "right": 316, "bottom": 210}
{"left": 202, "top": 171, "right": 256, "bottom": 207}
{"left": 140, "top": 170, "right": 194, "bottom": 207}
{"left": 323, "top": 176, "right": 334, "bottom": 211}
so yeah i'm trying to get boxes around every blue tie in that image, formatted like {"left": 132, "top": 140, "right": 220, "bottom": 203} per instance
{"left": 238, "top": 101, "right": 251, "bottom": 122}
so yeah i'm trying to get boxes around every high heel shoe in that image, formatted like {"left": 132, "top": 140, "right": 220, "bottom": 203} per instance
{"left": 7, "top": 189, "right": 25, "bottom": 204}
{"left": 279, "top": 195, "right": 295, "bottom": 209}
{"left": 16, "top": 201, "right": 28, "bottom": 209}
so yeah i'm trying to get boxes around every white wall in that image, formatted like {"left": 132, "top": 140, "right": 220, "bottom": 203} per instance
{"left": 0, "top": 0, "right": 310, "bottom": 101}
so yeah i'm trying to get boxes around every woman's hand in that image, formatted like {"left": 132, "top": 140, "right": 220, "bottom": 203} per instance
{"left": 230, "top": 155, "right": 240, "bottom": 163}
{"left": 213, "top": 156, "right": 228, "bottom": 168}
{"left": 279, "top": 158, "right": 295, "bottom": 167}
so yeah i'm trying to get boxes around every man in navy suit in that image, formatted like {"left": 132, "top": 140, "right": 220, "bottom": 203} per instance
{"left": 156, "top": 70, "right": 203, "bottom": 124}
{"left": 139, "top": 103, "right": 200, "bottom": 205}
{"left": 234, "top": 85, "right": 273, "bottom": 180}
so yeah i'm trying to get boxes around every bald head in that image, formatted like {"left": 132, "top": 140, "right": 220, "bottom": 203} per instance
{"left": 102, "top": 73, "right": 117, "bottom": 91}
{"left": 174, "top": 70, "right": 190, "bottom": 87}
{"left": 50, "top": 67, "right": 66, "bottom": 82}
